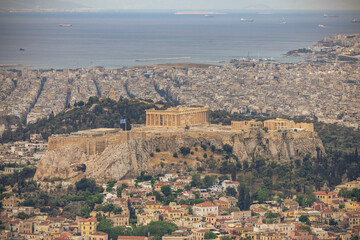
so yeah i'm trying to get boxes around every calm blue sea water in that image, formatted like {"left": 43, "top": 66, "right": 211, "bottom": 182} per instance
{"left": 0, "top": 10, "right": 359, "bottom": 69}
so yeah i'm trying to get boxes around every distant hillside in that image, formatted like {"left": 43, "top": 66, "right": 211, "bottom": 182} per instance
{"left": 0, "top": 0, "right": 88, "bottom": 10}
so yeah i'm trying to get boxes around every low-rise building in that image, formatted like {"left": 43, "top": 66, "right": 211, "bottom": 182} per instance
{"left": 80, "top": 217, "right": 97, "bottom": 238}
{"left": 193, "top": 202, "right": 218, "bottom": 217}
{"left": 90, "top": 231, "right": 108, "bottom": 240}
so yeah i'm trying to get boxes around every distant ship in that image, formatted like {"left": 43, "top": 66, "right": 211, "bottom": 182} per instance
{"left": 352, "top": 18, "right": 360, "bottom": 23}
{"left": 19, "top": 48, "right": 25, "bottom": 51}
{"left": 281, "top": 17, "right": 287, "bottom": 24}
{"left": 241, "top": 18, "right": 254, "bottom": 22}
{"left": 318, "top": 24, "right": 326, "bottom": 28}
{"left": 59, "top": 24, "right": 72, "bottom": 27}
{"left": 323, "top": 13, "right": 339, "bottom": 18}
{"left": 204, "top": 14, "right": 214, "bottom": 18}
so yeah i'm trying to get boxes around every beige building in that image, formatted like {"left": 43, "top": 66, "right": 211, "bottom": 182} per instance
{"left": 146, "top": 106, "right": 209, "bottom": 127}
{"left": 91, "top": 231, "right": 109, "bottom": 240}
{"left": 231, "top": 120, "right": 263, "bottom": 131}
{"left": 19, "top": 220, "right": 34, "bottom": 234}
{"left": 313, "top": 191, "right": 338, "bottom": 204}
{"left": 2, "top": 196, "right": 21, "bottom": 210}
{"left": 231, "top": 118, "right": 314, "bottom": 132}
{"left": 193, "top": 201, "right": 218, "bottom": 217}
{"left": 109, "top": 213, "right": 130, "bottom": 227}
{"left": 193, "top": 229, "right": 209, "bottom": 240}
{"left": 264, "top": 118, "right": 314, "bottom": 132}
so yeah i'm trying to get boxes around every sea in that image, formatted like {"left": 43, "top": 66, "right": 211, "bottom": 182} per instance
{"left": 0, "top": 10, "right": 360, "bottom": 69}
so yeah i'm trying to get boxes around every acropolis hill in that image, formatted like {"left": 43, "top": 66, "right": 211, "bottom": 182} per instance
{"left": 35, "top": 107, "right": 324, "bottom": 182}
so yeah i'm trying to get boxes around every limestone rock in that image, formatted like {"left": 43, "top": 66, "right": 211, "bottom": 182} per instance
{"left": 34, "top": 129, "right": 325, "bottom": 183}
{"left": 33, "top": 146, "right": 87, "bottom": 181}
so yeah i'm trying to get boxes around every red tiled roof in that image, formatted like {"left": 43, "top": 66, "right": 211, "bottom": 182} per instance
{"left": 313, "top": 191, "right": 327, "bottom": 195}
{"left": 81, "top": 217, "right": 96, "bottom": 222}
{"left": 195, "top": 201, "right": 215, "bottom": 207}
{"left": 313, "top": 191, "right": 337, "bottom": 195}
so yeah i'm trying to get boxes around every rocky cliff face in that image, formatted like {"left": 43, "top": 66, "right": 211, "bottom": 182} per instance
{"left": 34, "top": 129, "right": 324, "bottom": 183}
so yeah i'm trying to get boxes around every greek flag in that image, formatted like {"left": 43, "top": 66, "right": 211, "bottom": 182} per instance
{"left": 120, "top": 119, "right": 126, "bottom": 124}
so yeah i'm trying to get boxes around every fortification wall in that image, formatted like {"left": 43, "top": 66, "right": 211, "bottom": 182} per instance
{"left": 48, "top": 125, "right": 318, "bottom": 158}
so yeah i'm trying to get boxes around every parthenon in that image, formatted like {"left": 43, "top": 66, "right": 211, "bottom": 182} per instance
{"left": 146, "top": 106, "right": 209, "bottom": 127}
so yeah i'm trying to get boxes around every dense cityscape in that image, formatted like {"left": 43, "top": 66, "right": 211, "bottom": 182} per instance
{"left": 0, "top": 8, "right": 360, "bottom": 240}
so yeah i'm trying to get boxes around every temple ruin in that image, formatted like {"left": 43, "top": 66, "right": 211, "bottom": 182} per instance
{"left": 145, "top": 106, "right": 209, "bottom": 127}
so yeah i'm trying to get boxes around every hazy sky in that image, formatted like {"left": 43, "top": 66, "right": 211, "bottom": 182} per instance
{"left": 1, "top": 0, "right": 360, "bottom": 10}
{"left": 72, "top": 0, "right": 360, "bottom": 10}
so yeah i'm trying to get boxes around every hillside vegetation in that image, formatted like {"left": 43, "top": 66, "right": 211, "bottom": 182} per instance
{"left": 1, "top": 97, "right": 359, "bottom": 195}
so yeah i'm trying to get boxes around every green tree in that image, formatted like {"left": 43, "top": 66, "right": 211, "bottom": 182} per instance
{"left": 298, "top": 225, "right": 311, "bottom": 232}
{"left": 329, "top": 218, "right": 337, "bottom": 226}
{"left": 204, "top": 232, "right": 217, "bottom": 239}
{"left": 180, "top": 147, "right": 191, "bottom": 156}
{"left": 203, "top": 175, "right": 217, "bottom": 188}
{"left": 226, "top": 187, "right": 237, "bottom": 197}
{"left": 223, "top": 144, "right": 233, "bottom": 154}
{"left": 161, "top": 185, "right": 172, "bottom": 197}
{"left": 191, "top": 174, "right": 201, "bottom": 187}
{"left": 75, "top": 178, "right": 101, "bottom": 193}
{"left": 238, "top": 183, "right": 251, "bottom": 210}
{"left": 255, "top": 188, "right": 269, "bottom": 203}
{"left": 299, "top": 215, "right": 310, "bottom": 224}
{"left": 97, "top": 219, "right": 114, "bottom": 233}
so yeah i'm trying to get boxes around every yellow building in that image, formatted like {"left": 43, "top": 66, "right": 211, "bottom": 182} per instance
{"left": 345, "top": 202, "right": 360, "bottom": 212}
{"left": 347, "top": 213, "right": 360, "bottom": 227}
{"left": 313, "top": 191, "right": 338, "bottom": 204}
{"left": 183, "top": 216, "right": 201, "bottom": 223}
{"left": 146, "top": 106, "right": 209, "bottom": 127}
{"left": 260, "top": 232, "right": 287, "bottom": 240}
{"left": 346, "top": 181, "right": 359, "bottom": 189}
{"left": 80, "top": 217, "right": 98, "bottom": 237}
{"left": 145, "top": 202, "right": 162, "bottom": 210}
{"left": 169, "top": 202, "right": 181, "bottom": 210}
{"left": 166, "top": 210, "right": 185, "bottom": 221}
{"left": 205, "top": 214, "right": 217, "bottom": 225}
{"left": 214, "top": 200, "right": 229, "bottom": 210}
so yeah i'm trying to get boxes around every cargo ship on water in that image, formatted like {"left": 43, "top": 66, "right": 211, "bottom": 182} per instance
{"left": 59, "top": 24, "right": 72, "bottom": 27}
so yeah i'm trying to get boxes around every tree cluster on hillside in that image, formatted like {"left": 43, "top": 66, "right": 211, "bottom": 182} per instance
{"left": 1, "top": 175, "right": 105, "bottom": 218}
{"left": 97, "top": 220, "right": 177, "bottom": 240}
{"left": 0, "top": 97, "right": 176, "bottom": 143}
